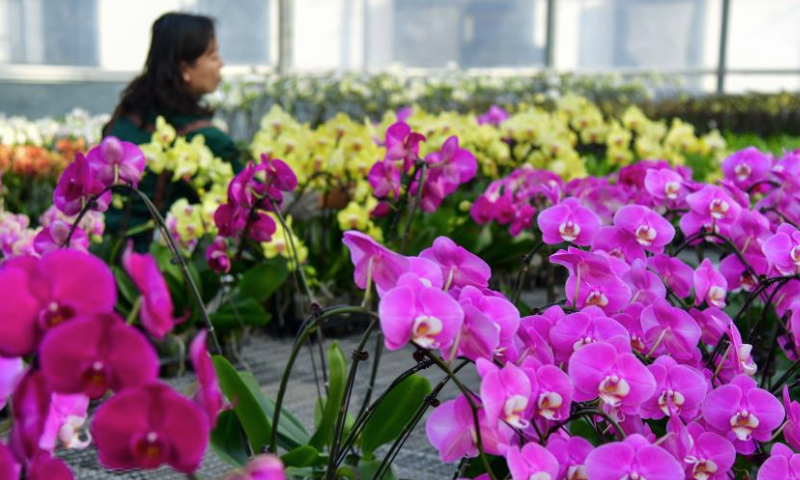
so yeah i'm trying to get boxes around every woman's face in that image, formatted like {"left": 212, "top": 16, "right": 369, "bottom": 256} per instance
{"left": 181, "top": 37, "right": 223, "bottom": 97}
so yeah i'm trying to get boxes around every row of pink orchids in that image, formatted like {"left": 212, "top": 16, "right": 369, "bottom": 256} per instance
{"left": 339, "top": 145, "right": 800, "bottom": 479}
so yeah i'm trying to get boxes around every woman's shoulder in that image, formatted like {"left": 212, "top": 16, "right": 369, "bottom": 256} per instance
{"left": 106, "top": 114, "right": 154, "bottom": 145}
{"left": 176, "top": 116, "right": 238, "bottom": 162}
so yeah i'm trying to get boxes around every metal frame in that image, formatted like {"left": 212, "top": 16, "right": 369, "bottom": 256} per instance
{"left": 0, "top": 0, "right": 791, "bottom": 95}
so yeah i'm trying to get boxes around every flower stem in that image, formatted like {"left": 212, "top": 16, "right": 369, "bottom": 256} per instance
{"left": 134, "top": 188, "right": 223, "bottom": 355}
{"left": 268, "top": 198, "right": 315, "bottom": 308}
{"left": 400, "top": 162, "right": 427, "bottom": 254}
{"left": 512, "top": 241, "right": 544, "bottom": 305}
{"left": 269, "top": 305, "right": 376, "bottom": 453}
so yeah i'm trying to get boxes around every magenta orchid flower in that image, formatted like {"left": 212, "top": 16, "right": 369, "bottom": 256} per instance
{"left": 86, "top": 136, "right": 146, "bottom": 187}
{"left": 477, "top": 105, "right": 509, "bottom": 126}
{"left": 190, "top": 330, "right": 224, "bottom": 428}
{"left": 206, "top": 236, "right": 232, "bottom": 274}
{"left": 762, "top": 223, "right": 800, "bottom": 275}
{"left": 644, "top": 167, "right": 686, "bottom": 203}
{"left": 0, "top": 441, "right": 20, "bottom": 480}
{"left": 506, "top": 443, "right": 559, "bottom": 480}
{"left": 680, "top": 185, "right": 742, "bottom": 238}
{"left": 419, "top": 236, "right": 491, "bottom": 290}
{"left": 521, "top": 360, "right": 573, "bottom": 422}
{"left": 614, "top": 205, "right": 675, "bottom": 253}
{"left": 0, "top": 250, "right": 116, "bottom": 357}
{"left": 758, "top": 449, "right": 800, "bottom": 480}
{"left": 694, "top": 259, "right": 728, "bottom": 308}
{"left": 39, "top": 313, "right": 158, "bottom": 399}
{"left": 545, "top": 435, "right": 593, "bottom": 480}
{"left": 701, "top": 374, "right": 784, "bottom": 454}
{"left": 548, "top": 309, "right": 630, "bottom": 364}
{"left": 690, "top": 307, "right": 732, "bottom": 346}
{"left": 476, "top": 358, "right": 531, "bottom": 429}
{"left": 783, "top": 386, "right": 800, "bottom": 453}
{"left": 456, "top": 286, "right": 519, "bottom": 361}
{"left": 640, "top": 298, "right": 701, "bottom": 361}
{"left": 9, "top": 370, "right": 50, "bottom": 463}
{"left": 537, "top": 198, "right": 602, "bottom": 246}
{"left": 0, "top": 356, "right": 23, "bottom": 412}
{"left": 661, "top": 418, "right": 736, "bottom": 480}
{"left": 592, "top": 226, "right": 646, "bottom": 263}
{"left": 342, "top": 231, "right": 409, "bottom": 294}
{"left": 53, "top": 152, "right": 110, "bottom": 216}
{"left": 425, "top": 394, "right": 513, "bottom": 463}
{"left": 722, "top": 146, "right": 771, "bottom": 190}
{"left": 585, "top": 434, "right": 683, "bottom": 480}
{"left": 715, "top": 324, "right": 758, "bottom": 382}
{"left": 378, "top": 273, "right": 463, "bottom": 351}
{"left": 92, "top": 382, "right": 209, "bottom": 473}
{"left": 568, "top": 341, "right": 655, "bottom": 415}
{"left": 719, "top": 252, "right": 767, "bottom": 294}
{"left": 122, "top": 243, "right": 186, "bottom": 340}
{"left": 640, "top": 356, "right": 707, "bottom": 421}
{"left": 367, "top": 160, "right": 401, "bottom": 200}
{"left": 423, "top": 136, "right": 477, "bottom": 194}
{"left": 551, "top": 248, "right": 632, "bottom": 314}
{"left": 33, "top": 220, "right": 89, "bottom": 255}
{"left": 227, "top": 455, "right": 286, "bottom": 480}
{"left": 384, "top": 122, "right": 426, "bottom": 173}
{"left": 623, "top": 258, "right": 667, "bottom": 305}
{"left": 28, "top": 452, "right": 74, "bottom": 480}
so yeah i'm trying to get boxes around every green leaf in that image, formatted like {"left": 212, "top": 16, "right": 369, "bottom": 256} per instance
{"left": 239, "top": 372, "right": 310, "bottom": 449}
{"left": 309, "top": 342, "right": 347, "bottom": 449}
{"left": 111, "top": 266, "right": 139, "bottom": 304}
{"left": 210, "top": 410, "right": 249, "bottom": 467}
{"left": 281, "top": 445, "right": 327, "bottom": 468}
{"left": 239, "top": 257, "right": 289, "bottom": 301}
{"left": 209, "top": 288, "right": 272, "bottom": 329}
{"left": 357, "top": 459, "right": 398, "bottom": 480}
{"left": 212, "top": 355, "right": 271, "bottom": 453}
{"left": 360, "top": 374, "right": 431, "bottom": 455}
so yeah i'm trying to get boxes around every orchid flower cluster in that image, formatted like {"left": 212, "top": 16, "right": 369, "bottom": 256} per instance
{"left": 347, "top": 146, "right": 800, "bottom": 479}
{"left": 367, "top": 121, "right": 478, "bottom": 217}
{"left": 210, "top": 153, "right": 300, "bottom": 272}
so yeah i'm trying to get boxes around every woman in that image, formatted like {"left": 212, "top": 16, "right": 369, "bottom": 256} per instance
{"left": 103, "top": 12, "right": 240, "bottom": 242}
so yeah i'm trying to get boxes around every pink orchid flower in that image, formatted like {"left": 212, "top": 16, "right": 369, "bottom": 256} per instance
{"left": 537, "top": 198, "right": 602, "bottom": 246}
{"left": 585, "top": 434, "right": 683, "bottom": 480}
{"left": 506, "top": 442, "right": 560, "bottom": 480}
{"left": 425, "top": 394, "right": 513, "bottom": 463}
{"left": 701, "top": 374, "right": 784, "bottom": 454}
{"left": 640, "top": 298, "right": 702, "bottom": 361}
{"left": 758, "top": 449, "right": 800, "bottom": 480}
{"left": 456, "top": 286, "right": 519, "bottom": 361}
{"left": 33, "top": 220, "right": 89, "bottom": 255}
{"left": 9, "top": 370, "right": 50, "bottom": 463}
{"left": 53, "top": 151, "right": 110, "bottom": 216}
{"left": 86, "top": 136, "right": 146, "bottom": 188}
{"left": 206, "top": 236, "right": 232, "bottom": 274}
{"left": 384, "top": 122, "right": 426, "bottom": 173}
{"left": 190, "top": 330, "right": 225, "bottom": 428}
{"left": 661, "top": 418, "right": 735, "bottom": 480}
{"left": 92, "top": 382, "right": 209, "bottom": 473}
{"left": 122, "top": 243, "right": 186, "bottom": 339}
{"left": 762, "top": 223, "right": 800, "bottom": 275}
{"left": 689, "top": 307, "right": 732, "bottom": 346}
{"left": 227, "top": 454, "right": 286, "bottom": 480}
{"left": 568, "top": 341, "right": 656, "bottom": 415}
{"left": 623, "top": 258, "right": 667, "bottom": 305}
{"left": 592, "top": 226, "right": 646, "bottom": 263}
{"left": 419, "top": 236, "right": 491, "bottom": 290}
{"left": 640, "top": 356, "right": 707, "bottom": 421}
{"left": 782, "top": 386, "right": 800, "bottom": 453}
{"left": 545, "top": 435, "right": 593, "bottom": 480}
{"left": 378, "top": 273, "right": 463, "bottom": 351}
{"left": 476, "top": 358, "right": 532, "bottom": 429}
{"left": 367, "top": 160, "right": 401, "bottom": 200}
{"left": 39, "top": 313, "right": 158, "bottom": 399}
{"left": 39, "top": 393, "right": 91, "bottom": 452}
{"left": 694, "top": 259, "right": 728, "bottom": 308}
{"left": 548, "top": 309, "right": 630, "bottom": 364}
{"left": 680, "top": 185, "right": 742, "bottom": 238}
{"left": 550, "top": 248, "right": 631, "bottom": 314}
{"left": 722, "top": 146, "right": 771, "bottom": 190}
{"left": 423, "top": 135, "right": 477, "bottom": 195}
{"left": 613, "top": 205, "right": 675, "bottom": 253}
{"left": 519, "top": 359, "right": 573, "bottom": 423}
{"left": 644, "top": 167, "right": 686, "bottom": 203}
{"left": 342, "top": 231, "right": 410, "bottom": 294}
{"left": 0, "top": 250, "right": 116, "bottom": 358}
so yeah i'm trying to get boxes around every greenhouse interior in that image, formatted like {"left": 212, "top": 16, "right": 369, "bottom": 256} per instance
{"left": 3, "top": 0, "right": 800, "bottom": 479}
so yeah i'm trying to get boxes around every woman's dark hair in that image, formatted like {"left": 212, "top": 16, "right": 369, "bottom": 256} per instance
{"left": 109, "top": 12, "right": 216, "bottom": 129}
